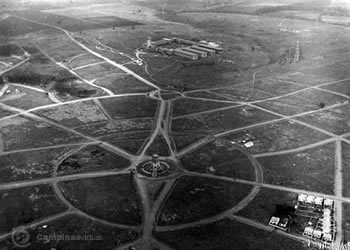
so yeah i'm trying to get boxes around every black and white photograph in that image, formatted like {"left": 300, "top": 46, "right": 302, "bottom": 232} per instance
{"left": 0, "top": 0, "right": 349, "bottom": 249}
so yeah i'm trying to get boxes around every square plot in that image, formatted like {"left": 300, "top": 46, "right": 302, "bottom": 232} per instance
{"left": 256, "top": 88, "right": 348, "bottom": 116}
{"left": 296, "top": 103, "right": 350, "bottom": 135}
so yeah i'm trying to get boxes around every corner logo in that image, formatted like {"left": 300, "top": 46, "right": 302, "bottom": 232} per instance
{"left": 11, "top": 227, "right": 31, "bottom": 248}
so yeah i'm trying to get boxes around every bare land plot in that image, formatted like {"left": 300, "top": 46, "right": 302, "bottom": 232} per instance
{"left": 0, "top": 116, "right": 86, "bottom": 151}
{"left": 296, "top": 103, "right": 350, "bottom": 135}
{"left": 237, "top": 188, "right": 297, "bottom": 225}
{"left": 0, "top": 185, "right": 66, "bottom": 234}
{"left": 276, "top": 72, "right": 335, "bottom": 86}
{"left": 76, "top": 118, "right": 154, "bottom": 137}
{"left": 35, "top": 100, "right": 108, "bottom": 127}
{"left": 172, "top": 105, "right": 280, "bottom": 134}
{"left": 172, "top": 132, "right": 208, "bottom": 152}
{"left": 342, "top": 142, "right": 350, "bottom": 197}
{"left": 99, "top": 96, "right": 158, "bottom": 119}
{"left": 94, "top": 74, "right": 157, "bottom": 94}
{"left": 59, "top": 175, "right": 143, "bottom": 225}
{"left": 180, "top": 140, "right": 256, "bottom": 181}
{"left": 158, "top": 176, "right": 252, "bottom": 226}
{"left": 73, "top": 63, "right": 123, "bottom": 81}
{"left": 67, "top": 53, "right": 102, "bottom": 69}
{"left": 99, "top": 130, "right": 151, "bottom": 155}
{"left": 257, "top": 143, "right": 335, "bottom": 194}
{"left": 184, "top": 90, "right": 235, "bottom": 102}
{"left": 223, "top": 120, "right": 330, "bottom": 154}
{"left": 0, "top": 146, "right": 75, "bottom": 183}
{"left": 0, "top": 108, "right": 15, "bottom": 119}
{"left": 156, "top": 218, "right": 306, "bottom": 250}
{"left": 319, "top": 79, "right": 350, "bottom": 97}
{"left": 145, "top": 135, "right": 171, "bottom": 157}
{"left": 0, "top": 16, "right": 48, "bottom": 37}
{"left": 255, "top": 88, "right": 348, "bottom": 116}
{"left": 57, "top": 145, "right": 130, "bottom": 175}
{"left": 0, "top": 214, "right": 140, "bottom": 250}
{"left": 172, "top": 97, "right": 238, "bottom": 117}
{"left": 0, "top": 85, "right": 54, "bottom": 110}
{"left": 212, "top": 85, "right": 274, "bottom": 102}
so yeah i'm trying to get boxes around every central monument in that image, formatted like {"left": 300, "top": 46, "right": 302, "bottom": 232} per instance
{"left": 137, "top": 154, "right": 176, "bottom": 178}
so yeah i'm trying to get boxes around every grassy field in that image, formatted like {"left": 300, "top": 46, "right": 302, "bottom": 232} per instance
{"left": 94, "top": 74, "right": 155, "bottom": 94}
{"left": 57, "top": 145, "right": 131, "bottom": 175}
{"left": 172, "top": 97, "right": 237, "bottom": 117}
{"left": 76, "top": 118, "right": 154, "bottom": 137}
{"left": 156, "top": 218, "right": 306, "bottom": 250}
{"left": 172, "top": 105, "right": 279, "bottom": 134}
{"left": 256, "top": 88, "right": 348, "bottom": 116}
{"left": 99, "top": 96, "right": 158, "bottom": 119}
{"left": 35, "top": 100, "right": 108, "bottom": 127}
{"left": 223, "top": 120, "right": 330, "bottom": 154}
{"left": 342, "top": 142, "right": 350, "bottom": 197}
{"left": 158, "top": 176, "right": 252, "bottom": 226}
{"left": 1, "top": 214, "right": 140, "bottom": 250}
{"left": 257, "top": 143, "right": 335, "bottom": 194}
{"left": 237, "top": 188, "right": 297, "bottom": 225}
{"left": 0, "top": 184, "right": 66, "bottom": 234}
{"left": 296, "top": 103, "right": 350, "bottom": 135}
{"left": 0, "top": 116, "right": 86, "bottom": 151}
{"left": 145, "top": 135, "right": 171, "bottom": 156}
{"left": 59, "top": 175, "right": 143, "bottom": 225}
{"left": 0, "top": 146, "right": 75, "bottom": 183}
{"left": 1, "top": 85, "right": 54, "bottom": 110}
{"left": 99, "top": 130, "right": 152, "bottom": 155}
{"left": 180, "top": 140, "right": 256, "bottom": 181}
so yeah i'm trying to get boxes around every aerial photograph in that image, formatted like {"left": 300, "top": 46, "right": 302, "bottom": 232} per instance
{"left": 0, "top": 0, "right": 350, "bottom": 249}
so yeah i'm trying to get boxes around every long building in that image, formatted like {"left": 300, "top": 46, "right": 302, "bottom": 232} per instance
{"left": 198, "top": 43, "right": 223, "bottom": 52}
{"left": 182, "top": 47, "right": 208, "bottom": 58}
{"left": 174, "top": 49, "right": 199, "bottom": 60}
{"left": 191, "top": 45, "right": 216, "bottom": 56}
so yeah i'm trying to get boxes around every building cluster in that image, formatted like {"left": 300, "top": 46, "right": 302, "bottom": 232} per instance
{"left": 297, "top": 194, "right": 335, "bottom": 246}
{"left": 268, "top": 194, "right": 335, "bottom": 248}
{"left": 145, "top": 37, "right": 223, "bottom": 60}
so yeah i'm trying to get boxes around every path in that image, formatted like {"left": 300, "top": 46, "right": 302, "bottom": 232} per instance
{"left": 0, "top": 12, "right": 348, "bottom": 250}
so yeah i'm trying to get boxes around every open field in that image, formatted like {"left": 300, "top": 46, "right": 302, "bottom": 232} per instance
{"left": 1, "top": 84, "right": 54, "bottom": 109}
{"left": 0, "top": 215, "right": 140, "bottom": 250}
{"left": 180, "top": 140, "right": 256, "bottom": 181}
{"left": 296, "top": 103, "right": 350, "bottom": 135}
{"left": 99, "top": 96, "right": 158, "bottom": 119}
{"left": 145, "top": 135, "right": 171, "bottom": 157}
{"left": 158, "top": 176, "right": 252, "bottom": 226}
{"left": 223, "top": 120, "right": 330, "bottom": 154}
{"left": 343, "top": 142, "right": 350, "bottom": 197}
{"left": 156, "top": 218, "right": 305, "bottom": 250}
{"left": 257, "top": 143, "right": 335, "bottom": 194}
{"left": 1, "top": 0, "right": 350, "bottom": 249}
{"left": 0, "top": 185, "right": 66, "bottom": 234}
{"left": 0, "top": 116, "right": 86, "bottom": 151}
{"left": 76, "top": 118, "right": 154, "bottom": 136}
{"left": 59, "top": 175, "right": 143, "bottom": 225}
{"left": 35, "top": 100, "right": 108, "bottom": 127}
{"left": 172, "top": 105, "right": 280, "bottom": 134}
{"left": 256, "top": 88, "right": 348, "bottom": 116}
{"left": 99, "top": 130, "right": 152, "bottom": 155}
{"left": 237, "top": 188, "right": 297, "bottom": 225}
{"left": 94, "top": 74, "right": 155, "bottom": 94}
{"left": 0, "top": 146, "right": 75, "bottom": 183}
{"left": 172, "top": 97, "right": 237, "bottom": 117}
{"left": 57, "top": 145, "right": 130, "bottom": 175}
